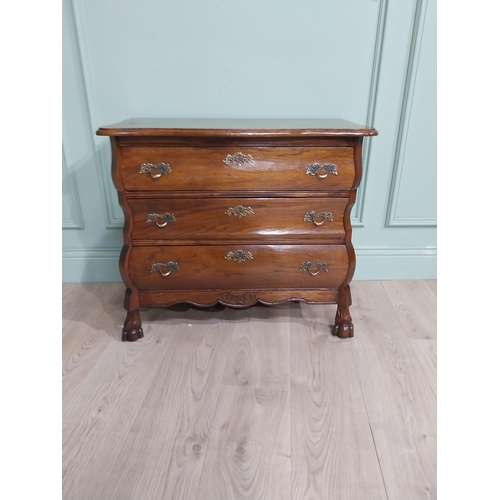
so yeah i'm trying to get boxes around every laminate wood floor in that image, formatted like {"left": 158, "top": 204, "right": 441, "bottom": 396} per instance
{"left": 62, "top": 280, "right": 437, "bottom": 500}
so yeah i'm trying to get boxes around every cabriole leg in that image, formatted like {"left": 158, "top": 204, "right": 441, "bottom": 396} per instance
{"left": 332, "top": 284, "right": 354, "bottom": 338}
{"left": 122, "top": 288, "right": 143, "bottom": 342}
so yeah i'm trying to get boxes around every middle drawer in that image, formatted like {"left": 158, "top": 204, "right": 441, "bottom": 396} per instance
{"left": 128, "top": 197, "right": 348, "bottom": 243}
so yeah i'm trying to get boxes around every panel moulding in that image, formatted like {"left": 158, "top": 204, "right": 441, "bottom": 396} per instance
{"left": 62, "top": 142, "right": 85, "bottom": 229}
{"left": 385, "top": 0, "right": 437, "bottom": 228}
{"left": 70, "top": 0, "right": 123, "bottom": 229}
{"left": 352, "top": 0, "right": 388, "bottom": 228}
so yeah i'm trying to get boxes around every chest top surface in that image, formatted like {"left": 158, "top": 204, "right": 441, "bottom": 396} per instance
{"left": 96, "top": 118, "right": 378, "bottom": 138}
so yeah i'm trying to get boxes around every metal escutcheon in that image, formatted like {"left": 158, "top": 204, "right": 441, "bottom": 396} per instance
{"left": 223, "top": 152, "right": 255, "bottom": 167}
{"left": 146, "top": 213, "right": 176, "bottom": 227}
{"left": 304, "top": 211, "right": 333, "bottom": 226}
{"left": 299, "top": 261, "right": 329, "bottom": 276}
{"left": 150, "top": 261, "right": 179, "bottom": 277}
{"left": 139, "top": 162, "right": 171, "bottom": 178}
{"left": 225, "top": 250, "right": 254, "bottom": 263}
{"left": 225, "top": 205, "right": 254, "bottom": 218}
{"left": 306, "top": 163, "right": 338, "bottom": 178}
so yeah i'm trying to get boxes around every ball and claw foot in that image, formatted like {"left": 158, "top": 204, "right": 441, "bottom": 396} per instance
{"left": 331, "top": 284, "right": 354, "bottom": 339}
{"left": 122, "top": 308, "right": 143, "bottom": 342}
{"left": 122, "top": 327, "right": 144, "bottom": 342}
{"left": 331, "top": 322, "right": 354, "bottom": 338}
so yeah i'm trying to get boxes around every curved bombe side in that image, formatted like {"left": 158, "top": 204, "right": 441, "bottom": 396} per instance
{"left": 331, "top": 138, "right": 363, "bottom": 338}
{"left": 111, "top": 138, "right": 143, "bottom": 340}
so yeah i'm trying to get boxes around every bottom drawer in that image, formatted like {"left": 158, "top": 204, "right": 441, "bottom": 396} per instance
{"left": 128, "top": 245, "right": 349, "bottom": 290}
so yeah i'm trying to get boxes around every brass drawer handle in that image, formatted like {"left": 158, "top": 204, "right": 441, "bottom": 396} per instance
{"left": 223, "top": 152, "right": 255, "bottom": 167}
{"left": 225, "top": 250, "right": 254, "bottom": 263}
{"left": 150, "top": 261, "right": 179, "bottom": 277}
{"left": 306, "top": 163, "right": 338, "bottom": 178}
{"left": 139, "top": 162, "right": 171, "bottom": 178}
{"left": 304, "top": 211, "right": 333, "bottom": 226}
{"left": 225, "top": 205, "right": 254, "bottom": 218}
{"left": 146, "top": 213, "right": 176, "bottom": 227}
{"left": 300, "top": 261, "right": 329, "bottom": 276}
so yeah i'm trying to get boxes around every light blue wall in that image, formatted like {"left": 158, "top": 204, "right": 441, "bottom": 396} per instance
{"left": 62, "top": 0, "right": 436, "bottom": 281}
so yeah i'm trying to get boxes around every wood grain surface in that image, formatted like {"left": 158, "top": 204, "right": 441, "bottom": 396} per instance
{"left": 128, "top": 197, "right": 348, "bottom": 243}
{"left": 137, "top": 289, "right": 338, "bottom": 308}
{"left": 120, "top": 146, "right": 355, "bottom": 192}
{"left": 350, "top": 281, "right": 437, "bottom": 500}
{"left": 99, "top": 310, "right": 232, "bottom": 500}
{"left": 128, "top": 244, "right": 349, "bottom": 290}
{"left": 382, "top": 280, "right": 437, "bottom": 340}
{"left": 410, "top": 339, "right": 437, "bottom": 399}
{"left": 63, "top": 319, "right": 176, "bottom": 499}
{"left": 62, "top": 280, "right": 436, "bottom": 500}
{"left": 62, "top": 284, "right": 122, "bottom": 401}
{"left": 196, "top": 385, "right": 291, "bottom": 500}
{"left": 96, "top": 117, "right": 378, "bottom": 137}
{"left": 222, "top": 304, "right": 291, "bottom": 390}
{"left": 62, "top": 283, "right": 107, "bottom": 336}
{"left": 426, "top": 279, "right": 437, "bottom": 295}
{"left": 106, "top": 122, "right": 366, "bottom": 343}
{"left": 291, "top": 303, "right": 387, "bottom": 499}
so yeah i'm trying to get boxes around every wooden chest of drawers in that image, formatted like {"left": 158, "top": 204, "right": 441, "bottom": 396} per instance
{"left": 96, "top": 118, "right": 377, "bottom": 341}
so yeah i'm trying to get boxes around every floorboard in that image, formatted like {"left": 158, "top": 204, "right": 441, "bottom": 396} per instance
{"left": 291, "top": 303, "right": 387, "bottom": 500}
{"left": 382, "top": 280, "right": 437, "bottom": 340}
{"left": 222, "top": 304, "right": 291, "bottom": 390}
{"left": 196, "top": 385, "right": 291, "bottom": 500}
{"left": 350, "top": 281, "right": 437, "bottom": 500}
{"left": 62, "top": 281, "right": 437, "bottom": 500}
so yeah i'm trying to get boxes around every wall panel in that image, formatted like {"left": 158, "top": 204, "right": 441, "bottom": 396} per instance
{"left": 386, "top": 0, "right": 437, "bottom": 227}
{"left": 62, "top": 0, "right": 436, "bottom": 281}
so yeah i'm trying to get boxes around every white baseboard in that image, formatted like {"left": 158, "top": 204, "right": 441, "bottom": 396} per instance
{"left": 63, "top": 249, "right": 122, "bottom": 282}
{"left": 354, "top": 247, "right": 436, "bottom": 280}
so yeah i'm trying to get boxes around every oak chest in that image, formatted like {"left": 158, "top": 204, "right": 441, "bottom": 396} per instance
{"left": 96, "top": 119, "right": 377, "bottom": 341}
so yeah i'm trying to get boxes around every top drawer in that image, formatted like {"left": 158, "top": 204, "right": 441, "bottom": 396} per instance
{"left": 119, "top": 147, "right": 355, "bottom": 192}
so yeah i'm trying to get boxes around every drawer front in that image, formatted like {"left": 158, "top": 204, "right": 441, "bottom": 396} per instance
{"left": 128, "top": 197, "right": 348, "bottom": 242}
{"left": 128, "top": 245, "right": 349, "bottom": 290}
{"left": 120, "top": 147, "right": 355, "bottom": 191}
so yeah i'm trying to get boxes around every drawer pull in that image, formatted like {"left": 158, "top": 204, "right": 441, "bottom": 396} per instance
{"left": 150, "top": 261, "right": 179, "bottom": 277}
{"left": 139, "top": 162, "right": 171, "bottom": 178}
{"left": 223, "top": 152, "right": 255, "bottom": 167}
{"left": 300, "top": 261, "right": 329, "bottom": 276}
{"left": 225, "top": 250, "right": 254, "bottom": 263}
{"left": 225, "top": 205, "right": 254, "bottom": 218}
{"left": 146, "top": 213, "right": 176, "bottom": 227}
{"left": 306, "top": 163, "right": 338, "bottom": 178}
{"left": 304, "top": 211, "right": 333, "bottom": 226}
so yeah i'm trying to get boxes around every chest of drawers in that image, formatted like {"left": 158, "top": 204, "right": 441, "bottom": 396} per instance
{"left": 96, "top": 118, "right": 377, "bottom": 341}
